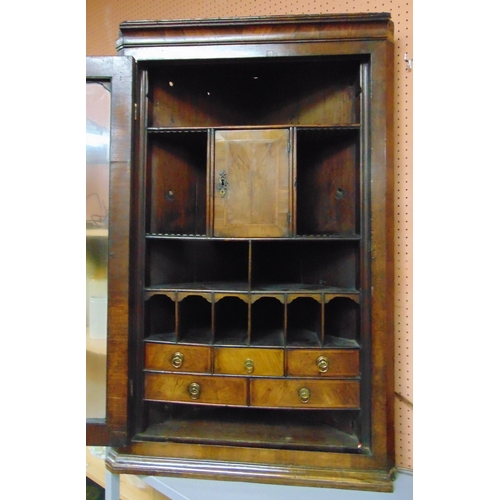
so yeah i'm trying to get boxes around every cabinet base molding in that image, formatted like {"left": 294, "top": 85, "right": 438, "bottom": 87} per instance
{"left": 106, "top": 446, "right": 395, "bottom": 492}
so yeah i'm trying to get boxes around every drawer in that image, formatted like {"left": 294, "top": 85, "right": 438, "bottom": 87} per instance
{"left": 144, "top": 343, "right": 211, "bottom": 373}
{"left": 214, "top": 347, "right": 284, "bottom": 376}
{"left": 286, "top": 349, "right": 359, "bottom": 377}
{"left": 250, "top": 378, "right": 360, "bottom": 409}
{"left": 144, "top": 373, "right": 247, "bottom": 406}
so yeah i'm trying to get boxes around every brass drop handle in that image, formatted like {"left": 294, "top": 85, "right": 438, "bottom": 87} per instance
{"left": 244, "top": 358, "right": 254, "bottom": 374}
{"left": 171, "top": 352, "right": 184, "bottom": 369}
{"left": 298, "top": 387, "right": 311, "bottom": 404}
{"left": 188, "top": 382, "right": 201, "bottom": 400}
{"left": 316, "top": 355, "right": 329, "bottom": 373}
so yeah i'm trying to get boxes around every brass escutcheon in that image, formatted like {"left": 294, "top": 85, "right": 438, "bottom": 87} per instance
{"left": 218, "top": 170, "right": 228, "bottom": 198}
{"left": 298, "top": 387, "right": 311, "bottom": 403}
{"left": 188, "top": 382, "right": 201, "bottom": 400}
{"left": 171, "top": 352, "right": 184, "bottom": 369}
{"left": 316, "top": 355, "right": 329, "bottom": 373}
{"left": 244, "top": 359, "right": 254, "bottom": 374}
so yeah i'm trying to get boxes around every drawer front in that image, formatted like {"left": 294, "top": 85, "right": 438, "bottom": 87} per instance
{"left": 144, "top": 343, "right": 211, "bottom": 373}
{"left": 214, "top": 347, "right": 284, "bottom": 376}
{"left": 250, "top": 378, "right": 360, "bottom": 409}
{"left": 144, "top": 373, "right": 247, "bottom": 406}
{"left": 286, "top": 349, "right": 359, "bottom": 377}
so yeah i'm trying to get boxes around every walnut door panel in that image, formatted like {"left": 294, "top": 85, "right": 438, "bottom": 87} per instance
{"left": 144, "top": 343, "right": 211, "bottom": 373}
{"left": 250, "top": 379, "right": 360, "bottom": 409}
{"left": 214, "top": 347, "right": 284, "bottom": 376}
{"left": 286, "top": 349, "right": 360, "bottom": 378}
{"left": 144, "top": 373, "right": 247, "bottom": 406}
{"left": 213, "top": 129, "right": 291, "bottom": 238}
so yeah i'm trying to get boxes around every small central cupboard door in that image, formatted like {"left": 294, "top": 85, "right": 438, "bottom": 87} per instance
{"left": 213, "top": 129, "right": 292, "bottom": 238}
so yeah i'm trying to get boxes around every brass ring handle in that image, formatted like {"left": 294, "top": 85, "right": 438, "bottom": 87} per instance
{"left": 171, "top": 352, "right": 184, "bottom": 369}
{"left": 316, "top": 355, "right": 329, "bottom": 373}
{"left": 298, "top": 387, "right": 311, "bottom": 404}
{"left": 244, "top": 358, "right": 254, "bottom": 374}
{"left": 188, "top": 382, "right": 201, "bottom": 400}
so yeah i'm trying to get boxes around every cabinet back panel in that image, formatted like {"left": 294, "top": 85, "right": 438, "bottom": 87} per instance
{"left": 287, "top": 297, "right": 322, "bottom": 346}
{"left": 178, "top": 295, "right": 213, "bottom": 343}
{"left": 251, "top": 240, "right": 359, "bottom": 290}
{"left": 148, "top": 132, "right": 207, "bottom": 235}
{"left": 145, "top": 294, "right": 176, "bottom": 336}
{"left": 146, "top": 240, "right": 249, "bottom": 287}
{"left": 141, "top": 406, "right": 360, "bottom": 452}
{"left": 147, "top": 59, "right": 360, "bottom": 127}
{"left": 214, "top": 297, "right": 249, "bottom": 345}
{"left": 324, "top": 297, "right": 359, "bottom": 344}
{"left": 251, "top": 297, "right": 285, "bottom": 346}
{"left": 296, "top": 129, "right": 360, "bottom": 236}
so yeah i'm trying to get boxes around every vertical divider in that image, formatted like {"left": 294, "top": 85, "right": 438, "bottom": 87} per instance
{"left": 174, "top": 291, "right": 179, "bottom": 343}
{"left": 247, "top": 300, "right": 252, "bottom": 347}
{"left": 210, "top": 291, "right": 215, "bottom": 346}
{"left": 284, "top": 295, "right": 288, "bottom": 348}
{"left": 248, "top": 240, "right": 252, "bottom": 346}
{"left": 133, "top": 67, "right": 149, "bottom": 436}
{"left": 210, "top": 292, "right": 214, "bottom": 373}
{"left": 320, "top": 293, "right": 325, "bottom": 348}
{"left": 359, "top": 61, "right": 372, "bottom": 448}
{"left": 283, "top": 292, "right": 288, "bottom": 375}
{"left": 248, "top": 239, "right": 252, "bottom": 291}
{"left": 290, "top": 126, "right": 297, "bottom": 237}
{"left": 207, "top": 128, "right": 215, "bottom": 237}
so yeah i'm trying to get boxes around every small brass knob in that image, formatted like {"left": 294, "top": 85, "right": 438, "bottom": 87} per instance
{"left": 298, "top": 387, "right": 311, "bottom": 403}
{"left": 244, "top": 359, "right": 254, "bottom": 374}
{"left": 316, "top": 355, "right": 329, "bottom": 373}
{"left": 188, "top": 382, "right": 201, "bottom": 400}
{"left": 171, "top": 352, "right": 184, "bottom": 369}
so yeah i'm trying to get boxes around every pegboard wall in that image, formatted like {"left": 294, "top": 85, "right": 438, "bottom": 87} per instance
{"left": 87, "top": 0, "right": 413, "bottom": 472}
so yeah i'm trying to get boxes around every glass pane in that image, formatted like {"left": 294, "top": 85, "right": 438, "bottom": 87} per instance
{"left": 86, "top": 82, "right": 110, "bottom": 419}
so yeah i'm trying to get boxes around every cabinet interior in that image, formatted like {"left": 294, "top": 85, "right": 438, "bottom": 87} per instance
{"left": 134, "top": 54, "right": 370, "bottom": 453}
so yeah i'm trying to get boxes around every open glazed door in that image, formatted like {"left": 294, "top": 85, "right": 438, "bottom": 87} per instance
{"left": 86, "top": 56, "right": 134, "bottom": 446}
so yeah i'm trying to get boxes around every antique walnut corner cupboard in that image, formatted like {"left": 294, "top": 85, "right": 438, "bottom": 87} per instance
{"left": 86, "top": 13, "right": 395, "bottom": 493}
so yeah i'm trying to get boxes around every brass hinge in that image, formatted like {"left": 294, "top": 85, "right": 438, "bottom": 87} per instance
{"left": 134, "top": 103, "right": 138, "bottom": 120}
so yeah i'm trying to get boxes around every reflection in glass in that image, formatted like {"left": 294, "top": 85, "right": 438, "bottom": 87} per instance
{"left": 86, "top": 82, "right": 110, "bottom": 419}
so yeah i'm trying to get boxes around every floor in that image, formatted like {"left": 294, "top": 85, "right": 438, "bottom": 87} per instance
{"left": 87, "top": 477, "right": 105, "bottom": 500}
{"left": 97, "top": 469, "right": 412, "bottom": 500}
{"left": 142, "top": 470, "right": 413, "bottom": 500}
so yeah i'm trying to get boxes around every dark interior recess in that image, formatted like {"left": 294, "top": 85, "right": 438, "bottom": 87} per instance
{"left": 140, "top": 403, "right": 362, "bottom": 453}
{"left": 250, "top": 297, "right": 285, "bottom": 346}
{"left": 251, "top": 240, "right": 359, "bottom": 290}
{"left": 324, "top": 297, "right": 360, "bottom": 347}
{"left": 145, "top": 294, "right": 176, "bottom": 340}
{"left": 146, "top": 239, "right": 249, "bottom": 288}
{"left": 178, "top": 295, "right": 213, "bottom": 343}
{"left": 146, "top": 57, "right": 362, "bottom": 128}
{"left": 147, "top": 130, "right": 207, "bottom": 235}
{"left": 287, "top": 297, "right": 322, "bottom": 347}
{"left": 296, "top": 128, "right": 360, "bottom": 236}
{"left": 214, "top": 296, "right": 249, "bottom": 345}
